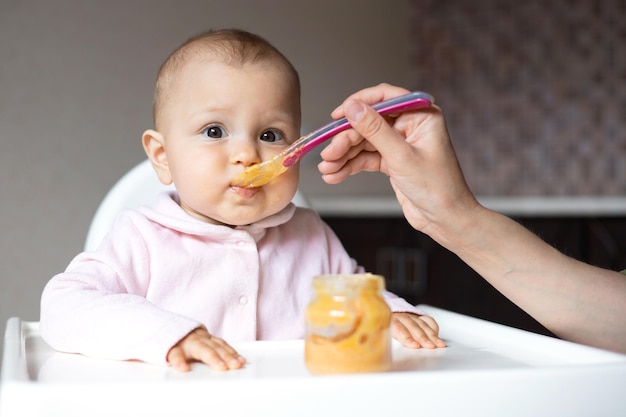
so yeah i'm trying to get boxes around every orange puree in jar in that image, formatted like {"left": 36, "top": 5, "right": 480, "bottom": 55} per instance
{"left": 305, "top": 274, "right": 392, "bottom": 374}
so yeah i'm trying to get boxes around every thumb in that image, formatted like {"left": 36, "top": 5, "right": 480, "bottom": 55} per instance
{"left": 343, "top": 99, "right": 408, "bottom": 159}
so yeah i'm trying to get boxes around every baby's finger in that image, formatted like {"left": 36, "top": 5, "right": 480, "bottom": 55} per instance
{"left": 414, "top": 316, "right": 446, "bottom": 348}
{"left": 202, "top": 336, "right": 247, "bottom": 370}
{"left": 393, "top": 315, "right": 445, "bottom": 349}
{"left": 416, "top": 315, "right": 441, "bottom": 334}
{"left": 406, "top": 316, "right": 446, "bottom": 348}
{"left": 192, "top": 347, "right": 230, "bottom": 371}
{"left": 392, "top": 318, "right": 433, "bottom": 349}
{"left": 166, "top": 346, "right": 192, "bottom": 372}
{"left": 180, "top": 328, "right": 246, "bottom": 370}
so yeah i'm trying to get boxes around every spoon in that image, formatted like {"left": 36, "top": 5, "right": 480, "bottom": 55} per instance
{"left": 231, "top": 91, "right": 434, "bottom": 188}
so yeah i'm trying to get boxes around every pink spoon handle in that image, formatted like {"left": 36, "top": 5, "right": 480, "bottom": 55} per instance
{"left": 283, "top": 91, "right": 434, "bottom": 167}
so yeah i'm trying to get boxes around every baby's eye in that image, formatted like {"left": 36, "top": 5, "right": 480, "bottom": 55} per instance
{"left": 260, "top": 129, "right": 286, "bottom": 143}
{"left": 202, "top": 125, "right": 227, "bottom": 139}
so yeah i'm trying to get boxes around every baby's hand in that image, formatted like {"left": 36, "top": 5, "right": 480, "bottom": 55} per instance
{"left": 167, "top": 327, "right": 246, "bottom": 372}
{"left": 392, "top": 312, "right": 447, "bottom": 349}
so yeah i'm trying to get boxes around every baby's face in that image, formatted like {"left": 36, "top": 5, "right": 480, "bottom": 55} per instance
{"left": 157, "top": 60, "right": 301, "bottom": 226}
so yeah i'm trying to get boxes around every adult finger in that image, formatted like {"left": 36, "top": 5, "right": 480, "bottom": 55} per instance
{"left": 319, "top": 150, "right": 385, "bottom": 184}
{"left": 319, "top": 127, "right": 367, "bottom": 163}
{"left": 342, "top": 99, "right": 413, "bottom": 162}
{"left": 331, "top": 83, "right": 411, "bottom": 119}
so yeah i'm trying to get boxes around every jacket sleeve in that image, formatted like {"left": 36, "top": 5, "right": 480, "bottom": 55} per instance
{"left": 39, "top": 211, "right": 200, "bottom": 366}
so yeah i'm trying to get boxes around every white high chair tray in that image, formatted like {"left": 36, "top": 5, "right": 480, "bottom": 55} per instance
{"left": 2, "top": 305, "right": 625, "bottom": 417}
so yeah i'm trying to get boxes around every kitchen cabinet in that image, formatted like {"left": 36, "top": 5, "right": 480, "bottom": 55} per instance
{"left": 322, "top": 215, "right": 626, "bottom": 338}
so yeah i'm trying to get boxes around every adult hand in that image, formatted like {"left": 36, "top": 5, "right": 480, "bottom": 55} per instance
{"left": 320, "top": 86, "right": 626, "bottom": 355}
{"left": 318, "top": 83, "right": 478, "bottom": 234}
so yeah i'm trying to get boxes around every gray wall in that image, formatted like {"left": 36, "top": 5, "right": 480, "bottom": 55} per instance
{"left": 0, "top": 0, "right": 413, "bottom": 358}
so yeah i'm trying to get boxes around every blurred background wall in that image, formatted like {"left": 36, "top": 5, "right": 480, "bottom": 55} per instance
{"left": 410, "top": 0, "right": 625, "bottom": 196}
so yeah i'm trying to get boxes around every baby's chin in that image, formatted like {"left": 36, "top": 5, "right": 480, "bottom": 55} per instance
{"left": 214, "top": 206, "right": 290, "bottom": 228}
{"left": 199, "top": 186, "right": 296, "bottom": 226}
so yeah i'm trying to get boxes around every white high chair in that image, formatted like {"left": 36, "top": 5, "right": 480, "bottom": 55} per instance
{"left": 84, "top": 159, "right": 309, "bottom": 251}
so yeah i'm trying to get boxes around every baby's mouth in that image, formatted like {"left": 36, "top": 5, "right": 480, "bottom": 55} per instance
{"left": 230, "top": 185, "right": 260, "bottom": 198}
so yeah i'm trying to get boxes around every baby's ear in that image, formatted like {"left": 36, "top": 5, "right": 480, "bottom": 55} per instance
{"left": 142, "top": 129, "right": 173, "bottom": 185}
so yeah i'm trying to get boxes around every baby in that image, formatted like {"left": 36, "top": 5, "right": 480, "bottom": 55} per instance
{"left": 40, "top": 29, "right": 445, "bottom": 372}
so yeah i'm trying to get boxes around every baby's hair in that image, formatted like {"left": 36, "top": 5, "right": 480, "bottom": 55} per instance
{"left": 153, "top": 28, "right": 301, "bottom": 130}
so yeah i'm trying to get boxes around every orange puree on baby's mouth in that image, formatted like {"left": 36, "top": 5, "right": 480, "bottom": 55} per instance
{"left": 305, "top": 274, "right": 392, "bottom": 374}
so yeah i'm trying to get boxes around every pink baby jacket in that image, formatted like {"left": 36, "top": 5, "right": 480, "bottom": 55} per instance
{"left": 40, "top": 192, "right": 421, "bottom": 365}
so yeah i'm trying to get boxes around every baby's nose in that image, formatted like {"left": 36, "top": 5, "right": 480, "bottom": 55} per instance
{"left": 229, "top": 138, "right": 262, "bottom": 166}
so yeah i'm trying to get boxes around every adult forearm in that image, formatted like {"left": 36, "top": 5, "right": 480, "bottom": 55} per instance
{"left": 321, "top": 83, "right": 626, "bottom": 352}
{"left": 429, "top": 204, "right": 626, "bottom": 353}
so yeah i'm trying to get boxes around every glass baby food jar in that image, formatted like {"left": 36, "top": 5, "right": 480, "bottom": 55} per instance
{"left": 305, "top": 273, "right": 392, "bottom": 374}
